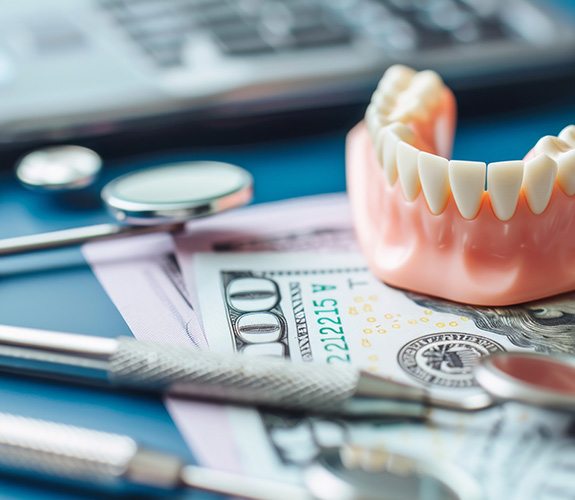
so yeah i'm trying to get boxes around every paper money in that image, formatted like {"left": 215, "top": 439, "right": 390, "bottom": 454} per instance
{"left": 84, "top": 194, "right": 356, "bottom": 473}
{"left": 84, "top": 193, "right": 575, "bottom": 498}
{"left": 193, "top": 250, "right": 575, "bottom": 496}
{"left": 83, "top": 231, "right": 244, "bottom": 472}
{"left": 195, "top": 252, "right": 520, "bottom": 390}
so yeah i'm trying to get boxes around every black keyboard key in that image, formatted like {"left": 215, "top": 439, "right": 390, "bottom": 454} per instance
{"left": 474, "top": 18, "right": 509, "bottom": 42}
{"left": 215, "top": 29, "right": 274, "bottom": 55}
{"left": 121, "top": 14, "right": 194, "bottom": 38}
{"left": 367, "top": 17, "right": 419, "bottom": 51}
{"left": 450, "top": 19, "right": 481, "bottom": 43}
{"left": 290, "top": 23, "right": 352, "bottom": 49}
{"left": 259, "top": 2, "right": 294, "bottom": 42}
{"left": 218, "top": 37, "right": 273, "bottom": 55}
{"left": 197, "top": 3, "right": 241, "bottom": 26}
{"left": 138, "top": 32, "right": 187, "bottom": 53}
{"left": 209, "top": 18, "right": 260, "bottom": 38}
{"left": 424, "top": 2, "right": 474, "bottom": 32}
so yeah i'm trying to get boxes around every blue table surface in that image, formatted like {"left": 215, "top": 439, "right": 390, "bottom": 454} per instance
{"left": 1, "top": 4, "right": 575, "bottom": 496}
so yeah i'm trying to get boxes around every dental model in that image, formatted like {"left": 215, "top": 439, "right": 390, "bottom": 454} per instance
{"left": 347, "top": 65, "right": 575, "bottom": 306}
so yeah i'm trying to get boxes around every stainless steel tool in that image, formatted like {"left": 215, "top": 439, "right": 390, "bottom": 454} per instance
{"left": 3, "top": 324, "right": 575, "bottom": 415}
{"left": 474, "top": 351, "right": 575, "bottom": 413}
{"left": 0, "top": 412, "right": 483, "bottom": 500}
{"left": 16, "top": 145, "right": 103, "bottom": 191}
{"left": 0, "top": 325, "right": 493, "bottom": 419}
{"left": 0, "top": 161, "right": 252, "bottom": 255}
{"left": 0, "top": 411, "right": 307, "bottom": 500}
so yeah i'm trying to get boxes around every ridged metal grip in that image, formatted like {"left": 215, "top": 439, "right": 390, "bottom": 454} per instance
{"left": 0, "top": 412, "right": 137, "bottom": 486}
{"left": 110, "top": 338, "right": 359, "bottom": 411}
{"left": 0, "top": 412, "right": 183, "bottom": 490}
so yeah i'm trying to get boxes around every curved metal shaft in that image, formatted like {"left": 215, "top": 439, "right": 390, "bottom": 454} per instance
{"left": 0, "top": 222, "right": 184, "bottom": 256}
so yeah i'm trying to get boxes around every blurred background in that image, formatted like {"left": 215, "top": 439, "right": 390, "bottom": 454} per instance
{"left": 0, "top": 0, "right": 574, "bottom": 164}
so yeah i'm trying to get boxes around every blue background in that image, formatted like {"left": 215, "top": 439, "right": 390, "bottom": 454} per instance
{"left": 1, "top": 1, "right": 574, "bottom": 497}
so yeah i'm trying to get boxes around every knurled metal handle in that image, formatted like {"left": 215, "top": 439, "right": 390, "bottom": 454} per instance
{"left": 0, "top": 412, "right": 182, "bottom": 490}
{"left": 109, "top": 338, "right": 360, "bottom": 412}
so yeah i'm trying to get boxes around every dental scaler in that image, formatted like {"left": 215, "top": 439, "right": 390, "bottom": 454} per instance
{"left": 0, "top": 412, "right": 482, "bottom": 500}
{"left": 2, "top": 324, "right": 575, "bottom": 416}
{"left": 0, "top": 324, "right": 491, "bottom": 418}
{"left": 348, "top": 65, "right": 575, "bottom": 306}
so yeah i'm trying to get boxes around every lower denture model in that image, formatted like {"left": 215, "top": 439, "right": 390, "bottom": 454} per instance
{"left": 347, "top": 65, "right": 575, "bottom": 306}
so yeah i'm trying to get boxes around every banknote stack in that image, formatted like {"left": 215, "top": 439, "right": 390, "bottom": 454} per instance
{"left": 84, "top": 194, "right": 575, "bottom": 499}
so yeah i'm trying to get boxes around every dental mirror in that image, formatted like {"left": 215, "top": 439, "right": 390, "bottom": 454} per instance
{"left": 474, "top": 352, "right": 575, "bottom": 413}
{"left": 16, "top": 145, "right": 102, "bottom": 191}
{"left": 305, "top": 446, "right": 482, "bottom": 500}
{"left": 0, "top": 161, "right": 253, "bottom": 255}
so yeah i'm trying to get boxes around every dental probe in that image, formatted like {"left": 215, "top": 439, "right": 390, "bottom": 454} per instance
{"left": 0, "top": 411, "right": 309, "bottom": 499}
{"left": 0, "top": 325, "right": 493, "bottom": 418}
{"left": 0, "top": 412, "right": 482, "bottom": 500}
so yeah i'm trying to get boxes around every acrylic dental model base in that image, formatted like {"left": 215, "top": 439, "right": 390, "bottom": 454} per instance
{"left": 347, "top": 65, "right": 575, "bottom": 306}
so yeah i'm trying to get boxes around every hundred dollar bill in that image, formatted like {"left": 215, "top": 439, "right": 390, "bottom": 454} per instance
{"left": 84, "top": 194, "right": 357, "bottom": 473}
{"left": 196, "top": 252, "right": 520, "bottom": 389}
{"left": 85, "top": 192, "right": 575, "bottom": 497}
{"left": 84, "top": 194, "right": 358, "bottom": 473}
{"left": 193, "top": 251, "right": 575, "bottom": 497}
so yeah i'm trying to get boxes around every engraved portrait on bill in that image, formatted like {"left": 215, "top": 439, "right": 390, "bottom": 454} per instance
{"left": 406, "top": 292, "right": 575, "bottom": 354}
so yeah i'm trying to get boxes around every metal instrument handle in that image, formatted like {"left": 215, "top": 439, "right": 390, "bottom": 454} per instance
{"left": 0, "top": 412, "right": 309, "bottom": 499}
{"left": 0, "top": 412, "right": 182, "bottom": 490}
{"left": 0, "top": 325, "right": 429, "bottom": 418}
{"left": 0, "top": 223, "right": 184, "bottom": 255}
{"left": 110, "top": 338, "right": 360, "bottom": 413}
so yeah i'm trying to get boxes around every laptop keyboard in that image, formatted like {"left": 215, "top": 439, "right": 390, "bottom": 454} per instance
{"left": 99, "top": 0, "right": 514, "bottom": 68}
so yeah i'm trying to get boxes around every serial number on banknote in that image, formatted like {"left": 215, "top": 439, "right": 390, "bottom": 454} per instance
{"left": 312, "top": 289, "right": 351, "bottom": 364}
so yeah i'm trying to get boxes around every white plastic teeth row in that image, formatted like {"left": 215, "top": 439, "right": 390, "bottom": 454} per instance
{"left": 365, "top": 66, "right": 444, "bottom": 135}
{"left": 373, "top": 124, "right": 575, "bottom": 221}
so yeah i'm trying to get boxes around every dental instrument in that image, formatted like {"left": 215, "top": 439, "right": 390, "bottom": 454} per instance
{"left": 16, "top": 145, "right": 103, "bottom": 191}
{"left": 474, "top": 352, "right": 575, "bottom": 412}
{"left": 1, "top": 324, "right": 574, "bottom": 416}
{"left": 0, "top": 325, "right": 575, "bottom": 419}
{"left": 0, "top": 412, "right": 482, "bottom": 500}
{"left": 1, "top": 161, "right": 252, "bottom": 255}
{"left": 0, "top": 325, "right": 468, "bottom": 420}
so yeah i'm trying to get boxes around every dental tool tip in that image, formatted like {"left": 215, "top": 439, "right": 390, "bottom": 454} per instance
{"left": 180, "top": 465, "right": 311, "bottom": 500}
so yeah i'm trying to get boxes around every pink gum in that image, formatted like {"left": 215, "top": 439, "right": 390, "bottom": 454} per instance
{"left": 347, "top": 123, "right": 575, "bottom": 306}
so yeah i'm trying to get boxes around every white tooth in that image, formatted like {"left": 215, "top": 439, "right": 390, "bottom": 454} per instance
{"left": 418, "top": 152, "right": 450, "bottom": 214}
{"left": 533, "top": 135, "right": 571, "bottom": 159}
{"left": 377, "top": 65, "right": 416, "bottom": 93}
{"left": 388, "top": 97, "right": 426, "bottom": 123}
{"left": 558, "top": 125, "right": 575, "bottom": 147}
{"left": 396, "top": 141, "right": 421, "bottom": 201}
{"left": 557, "top": 149, "right": 575, "bottom": 195}
{"left": 406, "top": 70, "right": 443, "bottom": 106}
{"left": 448, "top": 160, "right": 486, "bottom": 220}
{"left": 371, "top": 89, "right": 395, "bottom": 113}
{"left": 487, "top": 160, "right": 524, "bottom": 221}
{"left": 374, "top": 127, "right": 386, "bottom": 164}
{"left": 522, "top": 154, "right": 557, "bottom": 215}
{"left": 375, "top": 125, "right": 394, "bottom": 167}
{"left": 382, "top": 123, "right": 414, "bottom": 184}
{"left": 365, "top": 105, "right": 382, "bottom": 139}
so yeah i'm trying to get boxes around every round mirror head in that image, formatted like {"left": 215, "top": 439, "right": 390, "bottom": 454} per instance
{"left": 16, "top": 146, "right": 102, "bottom": 191}
{"left": 305, "top": 446, "right": 482, "bottom": 500}
{"left": 475, "top": 352, "right": 575, "bottom": 412}
{"left": 101, "top": 161, "right": 253, "bottom": 225}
